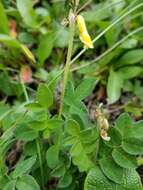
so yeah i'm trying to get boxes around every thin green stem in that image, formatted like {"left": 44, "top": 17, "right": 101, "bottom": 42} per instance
{"left": 120, "top": 0, "right": 139, "bottom": 15}
{"left": 77, "top": 0, "right": 124, "bottom": 14}
{"left": 47, "top": 70, "right": 63, "bottom": 88}
{"left": 20, "top": 79, "right": 29, "bottom": 102}
{"left": 59, "top": 12, "right": 75, "bottom": 117}
{"left": 36, "top": 139, "right": 44, "bottom": 187}
{"left": 72, "top": 26, "right": 143, "bottom": 71}
{"left": 77, "top": 0, "right": 92, "bottom": 14}
{"left": 92, "top": 3, "right": 143, "bottom": 43}
{"left": 70, "top": 2, "right": 143, "bottom": 65}
{"left": 20, "top": 78, "right": 44, "bottom": 187}
{"left": 70, "top": 47, "right": 86, "bottom": 65}
{"left": 95, "top": 137, "right": 100, "bottom": 162}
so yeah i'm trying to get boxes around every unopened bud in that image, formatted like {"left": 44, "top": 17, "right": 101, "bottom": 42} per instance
{"left": 95, "top": 107, "right": 110, "bottom": 141}
{"left": 98, "top": 117, "right": 109, "bottom": 130}
{"left": 21, "top": 44, "right": 36, "bottom": 63}
{"left": 20, "top": 65, "right": 33, "bottom": 84}
{"left": 100, "top": 130, "right": 111, "bottom": 141}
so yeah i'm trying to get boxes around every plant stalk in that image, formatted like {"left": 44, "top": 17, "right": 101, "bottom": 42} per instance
{"left": 20, "top": 78, "right": 44, "bottom": 187}
{"left": 36, "top": 139, "right": 44, "bottom": 187}
{"left": 21, "top": 79, "right": 29, "bottom": 102}
{"left": 59, "top": 11, "right": 75, "bottom": 117}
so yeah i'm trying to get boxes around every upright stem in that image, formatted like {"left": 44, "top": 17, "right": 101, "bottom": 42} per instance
{"left": 20, "top": 77, "right": 44, "bottom": 187}
{"left": 36, "top": 139, "right": 44, "bottom": 187}
{"left": 59, "top": 11, "right": 75, "bottom": 117}
{"left": 21, "top": 79, "right": 29, "bottom": 102}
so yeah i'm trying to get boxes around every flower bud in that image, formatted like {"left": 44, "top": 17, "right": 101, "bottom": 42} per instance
{"left": 98, "top": 117, "right": 109, "bottom": 131}
{"left": 20, "top": 65, "right": 33, "bottom": 84}
{"left": 100, "top": 130, "right": 111, "bottom": 141}
{"left": 95, "top": 108, "right": 110, "bottom": 141}
{"left": 21, "top": 44, "right": 35, "bottom": 63}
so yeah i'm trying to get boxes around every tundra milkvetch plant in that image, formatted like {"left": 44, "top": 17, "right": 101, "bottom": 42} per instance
{"left": 0, "top": 0, "right": 143, "bottom": 190}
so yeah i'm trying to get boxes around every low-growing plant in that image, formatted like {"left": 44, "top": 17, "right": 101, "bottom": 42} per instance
{"left": 0, "top": 0, "right": 143, "bottom": 190}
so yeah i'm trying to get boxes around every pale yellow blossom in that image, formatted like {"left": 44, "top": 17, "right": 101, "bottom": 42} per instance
{"left": 77, "top": 15, "right": 94, "bottom": 49}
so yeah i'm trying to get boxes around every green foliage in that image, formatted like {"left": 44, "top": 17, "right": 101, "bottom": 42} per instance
{"left": 112, "top": 148, "right": 137, "bottom": 169}
{"left": 122, "top": 138, "right": 143, "bottom": 155}
{"left": 0, "top": 2, "right": 9, "bottom": 34}
{"left": 16, "top": 175, "right": 40, "bottom": 190}
{"left": 37, "top": 84, "right": 53, "bottom": 108}
{"left": 46, "top": 145, "right": 60, "bottom": 169}
{"left": 16, "top": 0, "right": 39, "bottom": 28}
{"left": 117, "top": 49, "right": 143, "bottom": 66}
{"left": 0, "top": 0, "right": 143, "bottom": 189}
{"left": 84, "top": 166, "right": 142, "bottom": 190}
{"left": 36, "top": 33, "right": 54, "bottom": 65}
{"left": 107, "top": 68, "right": 123, "bottom": 104}
{"left": 12, "top": 156, "right": 37, "bottom": 178}
{"left": 0, "top": 34, "right": 20, "bottom": 47}
{"left": 99, "top": 156, "right": 124, "bottom": 183}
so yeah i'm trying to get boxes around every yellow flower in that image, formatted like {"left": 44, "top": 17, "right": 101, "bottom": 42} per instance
{"left": 77, "top": 15, "right": 94, "bottom": 49}
{"left": 79, "top": 31, "right": 94, "bottom": 49}
{"left": 77, "top": 15, "right": 86, "bottom": 33}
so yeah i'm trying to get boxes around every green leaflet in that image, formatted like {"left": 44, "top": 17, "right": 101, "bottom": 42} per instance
{"left": 112, "top": 148, "right": 137, "bottom": 169}
{"left": 16, "top": 175, "right": 40, "bottom": 190}
{"left": 70, "top": 140, "right": 94, "bottom": 172}
{"left": 37, "top": 84, "right": 53, "bottom": 108}
{"left": 36, "top": 33, "right": 54, "bottom": 65}
{"left": 12, "top": 156, "right": 37, "bottom": 178}
{"left": 0, "top": 2, "right": 9, "bottom": 34}
{"left": 84, "top": 166, "right": 143, "bottom": 190}
{"left": 64, "top": 123, "right": 98, "bottom": 172}
{"left": 3, "top": 180, "right": 16, "bottom": 190}
{"left": 107, "top": 68, "right": 123, "bottom": 104}
{"left": 99, "top": 156, "right": 124, "bottom": 184}
{"left": 117, "top": 49, "right": 143, "bottom": 66}
{"left": 16, "top": 0, "right": 39, "bottom": 28}
{"left": 0, "top": 34, "right": 21, "bottom": 48}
